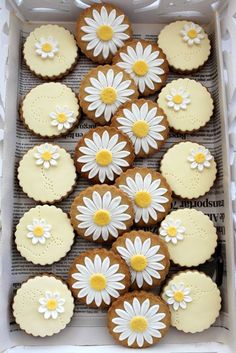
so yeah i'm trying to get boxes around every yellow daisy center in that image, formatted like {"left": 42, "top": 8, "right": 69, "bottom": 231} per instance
{"left": 97, "top": 25, "right": 113, "bottom": 41}
{"left": 194, "top": 153, "right": 205, "bottom": 164}
{"left": 135, "top": 191, "right": 152, "bottom": 208}
{"left": 188, "top": 29, "right": 197, "bottom": 39}
{"left": 42, "top": 151, "right": 52, "bottom": 161}
{"left": 133, "top": 60, "right": 149, "bottom": 76}
{"left": 42, "top": 43, "right": 53, "bottom": 53}
{"left": 173, "top": 291, "right": 184, "bottom": 302}
{"left": 33, "top": 226, "right": 44, "bottom": 237}
{"left": 46, "top": 298, "right": 58, "bottom": 311}
{"left": 130, "top": 254, "right": 147, "bottom": 272}
{"left": 90, "top": 273, "right": 107, "bottom": 291}
{"left": 173, "top": 95, "right": 183, "bottom": 104}
{"left": 57, "top": 113, "right": 67, "bottom": 123}
{"left": 100, "top": 87, "right": 117, "bottom": 104}
{"left": 96, "top": 149, "right": 112, "bottom": 166}
{"left": 130, "top": 316, "right": 148, "bottom": 333}
{"left": 167, "top": 226, "right": 177, "bottom": 237}
{"left": 93, "top": 209, "right": 111, "bottom": 226}
{"left": 132, "top": 120, "right": 149, "bottom": 138}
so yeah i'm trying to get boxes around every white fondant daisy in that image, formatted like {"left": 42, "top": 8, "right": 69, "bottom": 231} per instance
{"left": 116, "top": 41, "right": 165, "bottom": 94}
{"left": 187, "top": 146, "right": 213, "bottom": 172}
{"left": 35, "top": 36, "right": 58, "bottom": 59}
{"left": 50, "top": 106, "right": 76, "bottom": 131}
{"left": 117, "top": 102, "right": 166, "bottom": 155}
{"left": 72, "top": 255, "right": 125, "bottom": 307}
{"left": 160, "top": 218, "right": 185, "bottom": 245}
{"left": 81, "top": 6, "right": 130, "bottom": 59}
{"left": 112, "top": 297, "right": 166, "bottom": 347}
{"left": 84, "top": 69, "right": 135, "bottom": 122}
{"left": 77, "top": 130, "right": 130, "bottom": 183}
{"left": 76, "top": 190, "right": 131, "bottom": 241}
{"left": 166, "top": 88, "right": 190, "bottom": 111}
{"left": 165, "top": 282, "right": 192, "bottom": 310}
{"left": 26, "top": 218, "right": 52, "bottom": 245}
{"left": 180, "top": 22, "right": 205, "bottom": 46}
{"left": 34, "top": 143, "right": 60, "bottom": 169}
{"left": 38, "top": 291, "right": 65, "bottom": 319}
{"left": 119, "top": 173, "right": 168, "bottom": 224}
{"left": 116, "top": 236, "right": 165, "bottom": 288}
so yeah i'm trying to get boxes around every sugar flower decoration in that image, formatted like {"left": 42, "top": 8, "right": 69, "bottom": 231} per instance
{"left": 26, "top": 218, "right": 52, "bottom": 245}
{"left": 166, "top": 88, "right": 190, "bottom": 111}
{"left": 38, "top": 291, "right": 65, "bottom": 319}
{"left": 180, "top": 22, "right": 205, "bottom": 46}
{"left": 35, "top": 36, "right": 59, "bottom": 59}
{"left": 187, "top": 146, "right": 213, "bottom": 172}
{"left": 165, "top": 282, "right": 192, "bottom": 311}
{"left": 34, "top": 143, "right": 60, "bottom": 169}
{"left": 160, "top": 218, "right": 185, "bottom": 244}
{"left": 50, "top": 106, "right": 76, "bottom": 131}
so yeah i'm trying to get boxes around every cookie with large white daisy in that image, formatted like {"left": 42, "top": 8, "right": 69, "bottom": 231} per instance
{"left": 158, "top": 21, "right": 211, "bottom": 73}
{"left": 111, "top": 99, "right": 169, "bottom": 157}
{"left": 79, "top": 65, "right": 138, "bottom": 125}
{"left": 75, "top": 126, "right": 134, "bottom": 184}
{"left": 161, "top": 271, "right": 221, "bottom": 333}
{"left": 115, "top": 167, "right": 172, "bottom": 227}
{"left": 68, "top": 248, "right": 130, "bottom": 308}
{"left": 113, "top": 39, "right": 169, "bottom": 96}
{"left": 112, "top": 230, "right": 170, "bottom": 290}
{"left": 160, "top": 141, "right": 217, "bottom": 199}
{"left": 70, "top": 184, "right": 134, "bottom": 243}
{"left": 23, "top": 25, "right": 78, "bottom": 79}
{"left": 157, "top": 78, "right": 214, "bottom": 133}
{"left": 108, "top": 291, "right": 170, "bottom": 348}
{"left": 20, "top": 83, "right": 80, "bottom": 138}
{"left": 18, "top": 143, "right": 76, "bottom": 203}
{"left": 76, "top": 3, "right": 132, "bottom": 64}
{"left": 13, "top": 274, "right": 74, "bottom": 337}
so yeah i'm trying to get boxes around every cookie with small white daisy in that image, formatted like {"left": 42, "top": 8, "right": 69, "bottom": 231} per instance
{"left": 161, "top": 271, "right": 221, "bottom": 333}
{"left": 157, "top": 78, "right": 214, "bottom": 133}
{"left": 20, "top": 83, "right": 80, "bottom": 138}
{"left": 160, "top": 141, "right": 217, "bottom": 199}
{"left": 70, "top": 184, "right": 134, "bottom": 243}
{"left": 23, "top": 25, "right": 78, "bottom": 79}
{"left": 74, "top": 126, "right": 134, "bottom": 184}
{"left": 112, "top": 230, "right": 170, "bottom": 290}
{"left": 159, "top": 208, "right": 217, "bottom": 266}
{"left": 76, "top": 3, "right": 132, "bottom": 64}
{"left": 115, "top": 167, "right": 172, "bottom": 227}
{"left": 113, "top": 39, "right": 169, "bottom": 96}
{"left": 111, "top": 99, "right": 169, "bottom": 157}
{"left": 158, "top": 21, "right": 211, "bottom": 73}
{"left": 18, "top": 143, "right": 76, "bottom": 203}
{"left": 67, "top": 248, "right": 130, "bottom": 308}
{"left": 108, "top": 291, "right": 170, "bottom": 348}
{"left": 12, "top": 274, "right": 74, "bottom": 337}
{"left": 79, "top": 65, "right": 138, "bottom": 125}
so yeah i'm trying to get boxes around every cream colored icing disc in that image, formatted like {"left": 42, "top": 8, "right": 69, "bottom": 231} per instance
{"left": 159, "top": 209, "right": 217, "bottom": 266}
{"left": 160, "top": 141, "right": 217, "bottom": 199}
{"left": 158, "top": 21, "right": 211, "bottom": 71}
{"left": 22, "top": 83, "right": 80, "bottom": 137}
{"left": 157, "top": 79, "right": 213, "bottom": 132}
{"left": 13, "top": 275, "right": 74, "bottom": 337}
{"left": 15, "top": 205, "right": 75, "bottom": 265}
{"left": 23, "top": 25, "right": 78, "bottom": 78}
{"left": 162, "top": 271, "right": 221, "bottom": 333}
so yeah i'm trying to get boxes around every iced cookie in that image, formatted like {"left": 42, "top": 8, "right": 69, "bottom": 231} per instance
{"left": 161, "top": 271, "right": 221, "bottom": 333}
{"left": 18, "top": 143, "right": 76, "bottom": 203}
{"left": 159, "top": 209, "right": 217, "bottom": 266}
{"left": 157, "top": 79, "right": 214, "bottom": 133}
{"left": 15, "top": 205, "right": 75, "bottom": 265}
{"left": 20, "top": 83, "right": 80, "bottom": 138}
{"left": 76, "top": 3, "right": 132, "bottom": 64}
{"left": 74, "top": 126, "right": 134, "bottom": 184}
{"left": 12, "top": 275, "right": 74, "bottom": 337}
{"left": 112, "top": 230, "right": 170, "bottom": 290}
{"left": 79, "top": 65, "right": 138, "bottom": 125}
{"left": 23, "top": 25, "right": 78, "bottom": 79}
{"left": 70, "top": 184, "right": 134, "bottom": 243}
{"left": 68, "top": 248, "right": 130, "bottom": 308}
{"left": 113, "top": 39, "right": 169, "bottom": 96}
{"left": 108, "top": 291, "right": 170, "bottom": 348}
{"left": 111, "top": 99, "right": 169, "bottom": 157}
{"left": 158, "top": 21, "right": 211, "bottom": 73}
{"left": 160, "top": 142, "right": 217, "bottom": 199}
{"left": 115, "top": 167, "right": 172, "bottom": 227}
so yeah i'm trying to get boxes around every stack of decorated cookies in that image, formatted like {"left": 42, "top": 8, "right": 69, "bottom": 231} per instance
{"left": 13, "top": 3, "right": 221, "bottom": 348}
